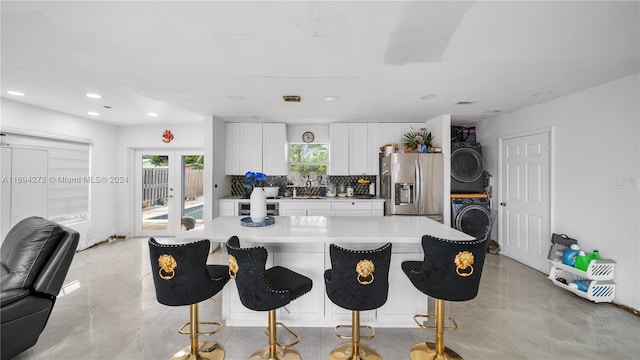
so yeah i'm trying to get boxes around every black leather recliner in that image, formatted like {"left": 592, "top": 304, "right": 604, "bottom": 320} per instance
{"left": 1, "top": 216, "right": 79, "bottom": 360}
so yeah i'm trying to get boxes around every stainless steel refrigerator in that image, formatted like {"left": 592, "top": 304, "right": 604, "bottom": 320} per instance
{"left": 380, "top": 153, "right": 444, "bottom": 221}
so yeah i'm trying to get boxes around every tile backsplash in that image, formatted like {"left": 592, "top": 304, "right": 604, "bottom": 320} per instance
{"left": 230, "top": 175, "right": 377, "bottom": 198}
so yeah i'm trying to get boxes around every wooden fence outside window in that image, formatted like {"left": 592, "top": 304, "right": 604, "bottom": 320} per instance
{"left": 142, "top": 168, "right": 203, "bottom": 207}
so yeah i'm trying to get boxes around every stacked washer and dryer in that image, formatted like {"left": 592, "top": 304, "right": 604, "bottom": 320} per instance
{"left": 450, "top": 141, "right": 492, "bottom": 240}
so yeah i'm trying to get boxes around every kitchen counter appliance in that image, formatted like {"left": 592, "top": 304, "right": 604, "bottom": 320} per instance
{"left": 381, "top": 153, "right": 444, "bottom": 219}
{"left": 238, "top": 202, "right": 279, "bottom": 216}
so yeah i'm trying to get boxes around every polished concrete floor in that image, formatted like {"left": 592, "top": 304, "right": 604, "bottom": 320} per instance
{"left": 13, "top": 237, "right": 640, "bottom": 360}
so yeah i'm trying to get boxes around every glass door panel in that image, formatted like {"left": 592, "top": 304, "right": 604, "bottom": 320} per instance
{"left": 137, "top": 152, "right": 174, "bottom": 236}
{"left": 135, "top": 150, "right": 204, "bottom": 237}
{"left": 179, "top": 155, "right": 204, "bottom": 232}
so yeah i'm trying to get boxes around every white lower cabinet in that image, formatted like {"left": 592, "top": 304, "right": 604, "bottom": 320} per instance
{"left": 281, "top": 209, "right": 307, "bottom": 216}
{"left": 331, "top": 201, "right": 373, "bottom": 216}
{"left": 220, "top": 199, "right": 384, "bottom": 217}
{"left": 376, "top": 251, "right": 426, "bottom": 323}
{"left": 274, "top": 251, "right": 325, "bottom": 322}
{"left": 219, "top": 199, "right": 236, "bottom": 216}
{"left": 372, "top": 201, "right": 384, "bottom": 216}
{"left": 280, "top": 201, "right": 332, "bottom": 216}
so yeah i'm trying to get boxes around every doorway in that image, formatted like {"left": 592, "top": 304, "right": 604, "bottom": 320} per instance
{"left": 498, "top": 130, "right": 551, "bottom": 273}
{"left": 134, "top": 150, "right": 204, "bottom": 237}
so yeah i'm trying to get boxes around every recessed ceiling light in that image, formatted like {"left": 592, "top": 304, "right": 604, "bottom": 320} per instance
{"left": 7, "top": 90, "right": 25, "bottom": 96}
{"left": 88, "top": 111, "right": 100, "bottom": 116}
{"left": 455, "top": 100, "right": 477, "bottom": 105}
{"left": 147, "top": 112, "right": 158, "bottom": 117}
{"left": 419, "top": 94, "right": 437, "bottom": 100}
{"left": 324, "top": 96, "right": 339, "bottom": 101}
{"left": 86, "top": 93, "right": 102, "bottom": 99}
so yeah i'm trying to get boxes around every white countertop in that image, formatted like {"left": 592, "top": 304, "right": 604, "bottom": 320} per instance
{"left": 220, "top": 196, "right": 384, "bottom": 202}
{"left": 206, "top": 215, "right": 472, "bottom": 244}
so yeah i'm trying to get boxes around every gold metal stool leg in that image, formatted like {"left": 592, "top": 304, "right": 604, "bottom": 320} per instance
{"left": 329, "top": 311, "right": 381, "bottom": 360}
{"left": 171, "top": 304, "right": 225, "bottom": 360}
{"left": 410, "top": 299, "right": 462, "bottom": 360}
{"left": 249, "top": 310, "right": 302, "bottom": 360}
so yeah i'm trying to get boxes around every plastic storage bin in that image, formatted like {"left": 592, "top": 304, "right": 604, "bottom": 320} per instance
{"left": 548, "top": 259, "right": 616, "bottom": 303}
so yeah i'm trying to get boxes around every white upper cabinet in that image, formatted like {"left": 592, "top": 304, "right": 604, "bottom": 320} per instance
{"left": 225, "top": 123, "right": 241, "bottom": 175}
{"left": 367, "top": 123, "right": 380, "bottom": 176}
{"left": 225, "top": 123, "right": 263, "bottom": 175}
{"left": 227, "top": 121, "right": 428, "bottom": 176}
{"left": 262, "top": 123, "right": 288, "bottom": 175}
{"left": 241, "top": 123, "right": 263, "bottom": 174}
{"left": 329, "top": 123, "right": 349, "bottom": 175}
{"left": 330, "top": 123, "right": 380, "bottom": 176}
{"left": 349, "top": 123, "right": 368, "bottom": 175}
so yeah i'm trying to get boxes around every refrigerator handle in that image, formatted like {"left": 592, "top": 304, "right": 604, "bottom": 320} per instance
{"left": 415, "top": 159, "right": 422, "bottom": 214}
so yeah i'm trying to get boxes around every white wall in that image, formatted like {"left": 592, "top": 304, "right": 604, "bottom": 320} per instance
{"left": 287, "top": 124, "right": 330, "bottom": 143}
{"left": 477, "top": 74, "right": 640, "bottom": 310}
{"left": 116, "top": 124, "right": 205, "bottom": 235}
{"left": 426, "top": 114, "right": 451, "bottom": 225}
{"left": 0, "top": 98, "right": 119, "bottom": 250}
{"left": 204, "top": 116, "right": 231, "bottom": 225}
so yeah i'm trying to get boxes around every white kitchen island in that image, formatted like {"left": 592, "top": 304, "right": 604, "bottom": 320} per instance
{"left": 205, "top": 216, "right": 472, "bottom": 327}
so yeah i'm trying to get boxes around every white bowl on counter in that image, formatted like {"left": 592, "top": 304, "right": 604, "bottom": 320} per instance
{"left": 262, "top": 186, "right": 279, "bottom": 198}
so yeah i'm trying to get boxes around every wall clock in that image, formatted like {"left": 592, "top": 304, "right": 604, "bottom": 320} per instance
{"left": 302, "top": 131, "right": 314, "bottom": 143}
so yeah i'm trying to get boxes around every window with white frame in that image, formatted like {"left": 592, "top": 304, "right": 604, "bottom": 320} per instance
{"left": 288, "top": 143, "right": 328, "bottom": 186}
{"left": 1, "top": 132, "right": 91, "bottom": 224}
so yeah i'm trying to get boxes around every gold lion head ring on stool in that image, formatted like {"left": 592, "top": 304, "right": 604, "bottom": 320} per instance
{"left": 325, "top": 243, "right": 392, "bottom": 360}
{"left": 356, "top": 259, "right": 375, "bottom": 285}
{"left": 228, "top": 255, "right": 238, "bottom": 279}
{"left": 158, "top": 254, "right": 177, "bottom": 280}
{"left": 148, "top": 238, "right": 230, "bottom": 360}
{"left": 401, "top": 235, "right": 488, "bottom": 360}
{"left": 454, "top": 251, "right": 474, "bottom": 277}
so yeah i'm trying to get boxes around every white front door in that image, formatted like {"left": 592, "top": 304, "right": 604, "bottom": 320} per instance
{"left": 499, "top": 130, "right": 551, "bottom": 273}
{"left": 134, "top": 150, "right": 204, "bottom": 237}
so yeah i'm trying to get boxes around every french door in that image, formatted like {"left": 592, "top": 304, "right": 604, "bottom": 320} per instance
{"left": 134, "top": 149, "right": 204, "bottom": 237}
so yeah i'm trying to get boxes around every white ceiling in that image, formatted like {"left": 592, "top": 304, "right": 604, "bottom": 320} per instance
{"left": 2, "top": 1, "right": 638, "bottom": 126}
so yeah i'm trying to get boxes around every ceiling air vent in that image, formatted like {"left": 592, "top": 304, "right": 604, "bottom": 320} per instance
{"left": 455, "top": 100, "right": 477, "bottom": 105}
{"left": 283, "top": 95, "right": 301, "bottom": 102}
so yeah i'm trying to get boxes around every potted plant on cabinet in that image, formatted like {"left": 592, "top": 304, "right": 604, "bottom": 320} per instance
{"left": 402, "top": 128, "right": 433, "bottom": 153}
